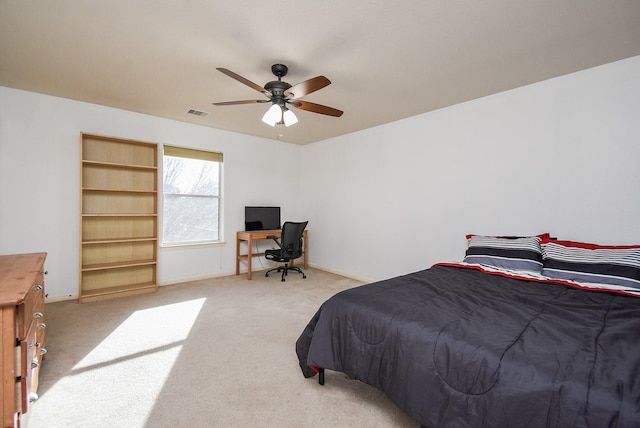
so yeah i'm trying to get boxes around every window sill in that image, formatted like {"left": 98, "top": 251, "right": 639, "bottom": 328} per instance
{"left": 161, "top": 240, "right": 226, "bottom": 249}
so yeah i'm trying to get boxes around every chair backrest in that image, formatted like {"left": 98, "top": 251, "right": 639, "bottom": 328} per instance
{"left": 280, "top": 221, "right": 308, "bottom": 260}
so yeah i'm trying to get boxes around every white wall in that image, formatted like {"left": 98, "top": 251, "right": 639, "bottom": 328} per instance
{"left": 2, "top": 56, "right": 639, "bottom": 298}
{"left": 301, "top": 56, "right": 640, "bottom": 282}
{"left": 0, "top": 88, "right": 303, "bottom": 299}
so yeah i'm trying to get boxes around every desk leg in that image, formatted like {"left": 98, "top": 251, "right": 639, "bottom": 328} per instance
{"left": 303, "top": 232, "right": 308, "bottom": 269}
{"left": 236, "top": 236, "right": 241, "bottom": 275}
{"left": 246, "top": 236, "right": 253, "bottom": 280}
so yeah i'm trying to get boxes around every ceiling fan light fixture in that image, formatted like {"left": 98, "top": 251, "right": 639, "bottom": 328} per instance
{"left": 283, "top": 108, "right": 298, "bottom": 127}
{"left": 262, "top": 104, "right": 282, "bottom": 126}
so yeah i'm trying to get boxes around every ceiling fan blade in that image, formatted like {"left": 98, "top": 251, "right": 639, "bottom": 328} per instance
{"left": 284, "top": 76, "right": 331, "bottom": 98}
{"left": 290, "top": 100, "right": 343, "bottom": 117}
{"left": 212, "top": 100, "right": 269, "bottom": 106}
{"left": 216, "top": 68, "right": 270, "bottom": 96}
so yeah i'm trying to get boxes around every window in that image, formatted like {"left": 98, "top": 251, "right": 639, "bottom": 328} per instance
{"left": 162, "top": 146, "right": 222, "bottom": 245}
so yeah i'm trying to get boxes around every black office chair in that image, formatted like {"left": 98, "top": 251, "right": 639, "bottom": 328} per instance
{"left": 265, "top": 221, "right": 308, "bottom": 282}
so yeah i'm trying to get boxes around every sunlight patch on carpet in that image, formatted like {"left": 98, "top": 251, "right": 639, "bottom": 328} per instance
{"left": 72, "top": 298, "right": 206, "bottom": 370}
{"left": 39, "top": 298, "right": 209, "bottom": 425}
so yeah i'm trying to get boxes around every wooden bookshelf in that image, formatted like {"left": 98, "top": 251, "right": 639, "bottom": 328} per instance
{"left": 80, "top": 133, "right": 158, "bottom": 303}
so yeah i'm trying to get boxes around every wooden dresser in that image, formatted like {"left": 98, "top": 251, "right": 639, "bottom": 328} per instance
{"left": 0, "top": 253, "right": 47, "bottom": 428}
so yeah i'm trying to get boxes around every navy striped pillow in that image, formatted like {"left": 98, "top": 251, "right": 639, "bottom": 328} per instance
{"left": 464, "top": 235, "right": 544, "bottom": 273}
{"left": 541, "top": 239, "right": 640, "bottom": 291}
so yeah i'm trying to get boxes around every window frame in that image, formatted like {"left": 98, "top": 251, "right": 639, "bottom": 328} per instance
{"left": 161, "top": 145, "right": 223, "bottom": 247}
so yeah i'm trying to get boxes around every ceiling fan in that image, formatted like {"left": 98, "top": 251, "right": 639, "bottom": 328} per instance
{"left": 212, "top": 64, "right": 343, "bottom": 127}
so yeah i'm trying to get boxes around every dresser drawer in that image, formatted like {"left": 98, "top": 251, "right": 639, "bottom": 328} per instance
{"left": 17, "top": 276, "right": 45, "bottom": 341}
{"left": 20, "top": 320, "right": 46, "bottom": 414}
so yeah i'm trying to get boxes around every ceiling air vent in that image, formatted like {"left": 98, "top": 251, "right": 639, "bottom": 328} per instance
{"left": 186, "top": 108, "right": 209, "bottom": 117}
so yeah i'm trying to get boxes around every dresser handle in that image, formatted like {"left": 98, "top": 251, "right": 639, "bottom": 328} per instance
{"left": 31, "top": 360, "right": 39, "bottom": 369}
{"left": 34, "top": 312, "right": 44, "bottom": 319}
{"left": 40, "top": 348, "right": 47, "bottom": 355}
{"left": 34, "top": 284, "right": 43, "bottom": 291}
{"left": 39, "top": 322, "right": 46, "bottom": 329}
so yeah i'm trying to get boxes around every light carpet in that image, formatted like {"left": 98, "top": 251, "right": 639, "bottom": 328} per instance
{"left": 28, "top": 268, "right": 419, "bottom": 428}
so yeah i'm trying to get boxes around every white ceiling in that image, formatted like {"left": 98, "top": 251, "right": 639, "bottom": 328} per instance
{"left": 1, "top": 1, "right": 639, "bottom": 145}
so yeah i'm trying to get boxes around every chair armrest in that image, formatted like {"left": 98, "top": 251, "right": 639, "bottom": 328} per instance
{"left": 267, "top": 236, "right": 281, "bottom": 247}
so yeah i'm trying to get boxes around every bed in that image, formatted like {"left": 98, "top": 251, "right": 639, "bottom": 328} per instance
{"left": 295, "top": 235, "right": 640, "bottom": 427}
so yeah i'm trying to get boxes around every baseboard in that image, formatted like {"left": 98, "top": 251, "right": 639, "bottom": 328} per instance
{"left": 45, "top": 295, "right": 78, "bottom": 303}
{"left": 308, "top": 264, "right": 372, "bottom": 283}
{"left": 158, "top": 271, "right": 237, "bottom": 286}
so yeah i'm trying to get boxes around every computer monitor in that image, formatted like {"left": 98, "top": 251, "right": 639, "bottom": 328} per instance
{"left": 244, "top": 206, "right": 281, "bottom": 231}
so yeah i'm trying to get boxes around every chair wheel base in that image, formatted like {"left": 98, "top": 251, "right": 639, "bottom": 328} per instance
{"left": 265, "top": 264, "right": 307, "bottom": 282}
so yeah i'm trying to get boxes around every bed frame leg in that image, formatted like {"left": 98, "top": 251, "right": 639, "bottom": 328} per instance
{"left": 318, "top": 368, "right": 325, "bottom": 385}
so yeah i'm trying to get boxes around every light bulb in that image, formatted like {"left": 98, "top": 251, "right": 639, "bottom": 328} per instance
{"left": 283, "top": 109, "right": 298, "bottom": 127}
{"left": 262, "top": 104, "right": 282, "bottom": 126}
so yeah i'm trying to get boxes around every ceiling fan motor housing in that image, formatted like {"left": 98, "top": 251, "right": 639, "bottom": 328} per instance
{"left": 264, "top": 80, "right": 292, "bottom": 98}
{"left": 265, "top": 64, "right": 292, "bottom": 99}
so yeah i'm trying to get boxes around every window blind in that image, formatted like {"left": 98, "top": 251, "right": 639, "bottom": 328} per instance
{"left": 163, "top": 145, "right": 223, "bottom": 162}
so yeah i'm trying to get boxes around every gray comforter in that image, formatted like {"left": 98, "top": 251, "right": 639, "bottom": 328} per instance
{"left": 296, "top": 264, "right": 640, "bottom": 427}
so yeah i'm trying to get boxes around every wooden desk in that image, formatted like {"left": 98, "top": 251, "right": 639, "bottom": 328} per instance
{"left": 236, "top": 229, "right": 308, "bottom": 280}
